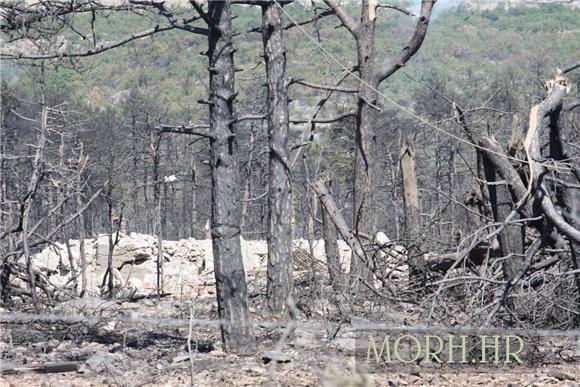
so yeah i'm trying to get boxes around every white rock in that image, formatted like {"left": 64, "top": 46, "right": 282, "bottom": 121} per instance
{"left": 374, "top": 231, "right": 390, "bottom": 246}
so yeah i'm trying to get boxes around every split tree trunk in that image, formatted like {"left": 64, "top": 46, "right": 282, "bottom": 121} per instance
{"left": 400, "top": 139, "right": 425, "bottom": 279}
{"left": 76, "top": 143, "right": 87, "bottom": 295}
{"left": 482, "top": 156, "right": 525, "bottom": 284}
{"left": 550, "top": 95, "right": 580, "bottom": 320}
{"left": 207, "top": 0, "right": 255, "bottom": 354}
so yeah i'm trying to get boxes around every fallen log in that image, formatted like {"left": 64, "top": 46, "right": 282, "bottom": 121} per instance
{"left": 1, "top": 361, "right": 79, "bottom": 375}
{"left": 425, "top": 244, "right": 500, "bottom": 272}
{"left": 312, "top": 180, "right": 367, "bottom": 264}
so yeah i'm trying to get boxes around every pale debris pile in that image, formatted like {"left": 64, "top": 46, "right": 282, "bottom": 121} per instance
{"left": 373, "top": 232, "right": 409, "bottom": 280}
{"left": 16, "top": 233, "right": 209, "bottom": 297}
{"left": 15, "top": 234, "right": 368, "bottom": 298}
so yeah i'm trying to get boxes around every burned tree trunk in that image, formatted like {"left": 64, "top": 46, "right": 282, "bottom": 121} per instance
{"left": 262, "top": 2, "right": 293, "bottom": 314}
{"left": 76, "top": 143, "right": 87, "bottom": 295}
{"left": 482, "top": 154, "right": 525, "bottom": 284}
{"left": 190, "top": 150, "right": 197, "bottom": 238}
{"left": 400, "top": 139, "right": 425, "bottom": 279}
{"left": 313, "top": 180, "right": 367, "bottom": 271}
{"left": 0, "top": 88, "right": 11, "bottom": 303}
{"left": 23, "top": 101, "right": 48, "bottom": 312}
{"left": 151, "top": 130, "right": 164, "bottom": 296}
{"left": 548, "top": 88, "right": 580, "bottom": 315}
{"left": 349, "top": 5, "right": 379, "bottom": 283}
{"left": 321, "top": 0, "right": 436, "bottom": 288}
{"left": 320, "top": 181, "right": 342, "bottom": 289}
{"left": 526, "top": 80, "right": 580, "bottom": 244}
{"left": 207, "top": 0, "right": 255, "bottom": 354}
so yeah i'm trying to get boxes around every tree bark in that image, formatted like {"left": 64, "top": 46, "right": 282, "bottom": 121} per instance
{"left": 482, "top": 154, "right": 525, "bottom": 284}
{"left": 190, "top": 149, "right": 197, "bottom": 238}
{"left": 262, "top": 2, "right": 293, "bottom": 314}
{"left": 400, "top": 138, "right": 424, "bottom": 279}
{"left": 207, "top": 0, "right": 255, "bottom": 354}
{"left": 151, "top": 130, "right": 164, "bottom": 295}
{"left": 320, "top": 181, "right": 342, "bottom": 289}
{"left": 76, "top": 142, "right": 87, "bottom": 295}
{"left": 527, "top": 82, "right": 580, "bottom": 244}
{"left": 313, "top": 180, "right": 366, "bottom": 268}
{"left": 550, "top": 88, "right": 580, "bottom": 320}
{"left": 23, "top": 100, "right": 48, "bottom": 312}
{"left": 350, "top": 3, "right": 379, "bottom": 283}
{"left": 322, "top": 0, "right": 436, "bottom": 288}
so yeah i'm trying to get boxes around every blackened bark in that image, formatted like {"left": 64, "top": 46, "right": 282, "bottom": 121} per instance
{"left": 320, "top": 181, "right": 342, "bottom": 289}
{"left": 207, "top": 0, "right": 255, "bottom": 354}
{"left": 0, "top": 93, "right": 10, "bottom": 303}
{"left": 313, "top": 180, "right": 366, "bottom": 267}
{"left": 350, "top": 1, "right": 379, "bottom": 283}
{"left": 322, "top": 0, "right": 435, "bottom": 287}
{"left": 550, "top": 95, "right": 580, "bottom": 320}
{"left": 527, "top": 83, "right": 580, "bottom": 244}
{"left": 76, "top": 145, "right": 87, "bottom": 295}
{"left": 482, "top": 154, "right": 525, "bottom": 285}
{"left": 262, "top": 2, "right": 293, "bottom": 313}
{"left": 454, "top": 105, "right": 533, "bottom": 218}
{"left": 151, "top": 131, "right": 164, "bottom": 295}
{"left": 190, "top": 150, "right": 197, "bottom": 238}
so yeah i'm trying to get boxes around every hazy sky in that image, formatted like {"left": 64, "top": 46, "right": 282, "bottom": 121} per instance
{"left": 408, "top": 0, "right": 467, "bottom": 15}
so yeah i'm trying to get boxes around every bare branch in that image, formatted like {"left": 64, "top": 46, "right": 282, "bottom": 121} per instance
{"left": 376, "top": 0, "right": 435, "bottom": 83}
{"left": 322, "top": 0, "right": 359, "bottom": 37}
{"left": 157, "top": 124, "right": 214, "bottom": 139}
{"left": 290, "top": 111, "right": 355, "bottom": 124}
{"left": 189, "top": 0, "right": 209, "bottom": 23}
{"left": 562, "top": 60, "right": 580, "bottom": 74}
{"left": 376, "top": 3, "right": 415, "bottom": 16}
{"left": 290, "top": 78, "right": 357, "bottom": 93}
{"left": 1, "top": 16, "right": 207, "bottom": 59}
{"left": 247, "top": 9, "right": 335, "bottom": 33}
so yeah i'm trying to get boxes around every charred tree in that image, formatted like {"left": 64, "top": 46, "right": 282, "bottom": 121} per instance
{"left": 205, "top": 0, "right": 256, "bottom": 354}
{"left": 150, "top": 130, "right": 164, "bottom": 296}
{"left": 262, "top": 2, "right": 294, "bottom": 314}
{"left": 320, "top": 181, "right": 342, "bottom": 289}
{"left": 400, "top": 138, "right": 425, "bottom": 280}
{"left": 76, "top": 142, "right": 87, "bottom": 295}
{"left": 482, "top": 154, "right": 525, "bottom": 284}
{"left": 313, "top": 180, "right": 366, "bottom": 271}
{"left": 322, "top": 0, "right": 435, "bottom": 285}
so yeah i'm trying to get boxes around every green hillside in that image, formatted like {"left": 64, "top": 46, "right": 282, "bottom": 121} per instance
{"left": 2, "top": 3, "right": 579, "bottom": 120}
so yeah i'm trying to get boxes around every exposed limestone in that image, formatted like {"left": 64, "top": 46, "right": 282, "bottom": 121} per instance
{"left": 22, "top": 234, "right": 362, "bottom": 297}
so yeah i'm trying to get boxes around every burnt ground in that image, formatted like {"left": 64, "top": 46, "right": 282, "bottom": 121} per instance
{"left": 1, "top": 271, "right": 579, "bottom": 386}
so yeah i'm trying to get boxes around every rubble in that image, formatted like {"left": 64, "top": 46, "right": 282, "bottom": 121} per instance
{"left": 19, "top": 234, "right": 364, "bottom": 298}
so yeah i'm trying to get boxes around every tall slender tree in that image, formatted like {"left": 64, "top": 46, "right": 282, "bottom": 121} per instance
{"left": 261, "top": 1, "right": 293, "bottom": 314}
{"left": 322, "top": 0, "right": 436, "bottom": 283}
{"left": 202, "top": 0, "right": 257, "bottom": 353}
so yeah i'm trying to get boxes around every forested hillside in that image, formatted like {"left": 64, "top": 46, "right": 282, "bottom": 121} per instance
{"left": 2, "top": 3, "right": 578, "bottom": 239}
{"left": 4, "top": 4, "right": 579, "bottom": 111}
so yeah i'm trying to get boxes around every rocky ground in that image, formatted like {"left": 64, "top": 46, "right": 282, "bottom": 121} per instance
{"left": 1, "top": 234, "right": 579, "bottom": 386}
{"left": 2, "top": 271, "right": 579, "bottom": 386}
